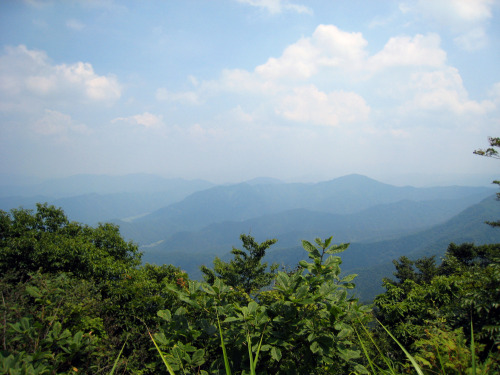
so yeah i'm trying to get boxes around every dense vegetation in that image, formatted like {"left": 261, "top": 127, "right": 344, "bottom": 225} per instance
{"left": 1, "top": 203, "right": 499, "bottom": 374}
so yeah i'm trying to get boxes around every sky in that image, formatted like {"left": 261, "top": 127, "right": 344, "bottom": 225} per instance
{"left": 0, "top": 0, "right": 499, "bottom": 187}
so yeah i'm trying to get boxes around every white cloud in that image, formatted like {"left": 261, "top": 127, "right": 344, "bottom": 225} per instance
{"left": 489, "top": 82, "right": 500, "bottom": 103}
{"left": 276, "top": 85, "right": 370, "bottom": 127}
{"left": 156, "top": 88, "right": 200, "bottom": 104}
{"left": 414, "top": 0, "right": 494, "bottom": 25}
{"left": 112, "top": 112, "right": 165, "bottom": 129}
{"left": 368, "top": 33, "right": 446, "bottom": 70}
{"left": 0, "top": 45, "right": 121, "bottom": 112}
{"left": 402, "top": 0, "right": 495, "bottom": 50}
{"left": 256, "top": 25, "right": 367, "bottom": 80}
{"left": 453, "top": 27, "right": 488, "bottom": 51}
{"left": 403, "top": 68, "right": 495, "bottom": 115}
{"left": 236, "top": 0, "right": 312, "bottom": 14}
{"left": 158, "top": 24, "right": 494, "bottom": 132}
{"left": 33, "top": 109, "right": 90, "bottom": 137}
{"left": 256, "top": 37, "right": 318, "bottom": 80}
{"left": 229, "top": 105, "right": 254, "bottom": 123}
{"left": 66, "top": 19, "right": 85, "bottom": 31}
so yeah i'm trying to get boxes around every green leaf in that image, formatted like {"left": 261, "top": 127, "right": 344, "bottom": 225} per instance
{"left": 276, "top": 272, "right": 289, "bottom": 289}
{"left": 157, "top": 309, "right": 172, "bottom": 321}
{"left": 310, "top": 341, "right": 320, "bottom": 353}
{"left": 25, "top": 285, "right": 42, "bottom": 298}
{"left": 337, "top": 328, "right": 352, "bottom": 340}
{"left": 340, "top": 273, "right": 357, "bottom": 283}
{"left": 298, "top": 260, "right": 311, "bottom": 268}
{"left": 271, "top": 346, "right": 282, "bottom": 361}
{"left": 191, "top": 349, "right": 205, "bottom": 367}
{"left": 354, "top": 364, "right": 370, "bottom": 374}
{"left": 202, "top": 284, "right": 216, "bottom": 295}
{"left": 324, "top": 236, "right": 333, "bottom": 248}
{"left": 325, "top": 243, "right": 349, "bottom": 254}
{"left": 302, "top": 240, "right": 316, "bottom": 253}
{"left": 296, "top": 298, "right": 315, "bottom": 305}
{"left": 294, "top": 284, "right": 309, "bottom": 300}
{"left": 247, "top": 301, "right": 258, "bottom": 315}
{"left": 338, "top": 348, "right": 360, "bottom": 361}
{"left": 223, "top": 316, "right": 240, "bottom": 323}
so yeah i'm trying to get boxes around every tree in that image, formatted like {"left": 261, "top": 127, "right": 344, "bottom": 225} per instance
{"left": 200, "top": 234, "right": 278, "bottom": 294}
{"left": 0, "top": 203, "right": 142, "bottom": 281}
{"left": 375, "top": 243, "right": 500, "bottom": 366}
{"left": 158, "top": 236, "right": 370, "bottom": 374}
{"left": 474, "top": 136, "right": 500, "bottom": 227}
{"left": 474, "top": 136, "right": 500, "bottom": 159}
{"left": 0, "top": 203, "right": 189, "bottom": 374}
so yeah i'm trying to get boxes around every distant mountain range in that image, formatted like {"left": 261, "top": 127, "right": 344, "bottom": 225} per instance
{"left": 1, "top": 173, "right": 498, "bottom": 302}
{"left": 0, "top": 174, "right": 214, "bottom": 224}
{"left": 116, "top": 174, "right": 494, "bottom": 244}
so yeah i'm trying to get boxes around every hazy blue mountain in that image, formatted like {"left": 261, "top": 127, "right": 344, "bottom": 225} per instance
{"left": 119, "top": 174, "right": 493, "bottom": 245}
{"left": 0, "top": 173, "right": 213, "bottom": 198}
{"left": 140, "top": 194, "right": 500, "bottom": 293}
{"left": 0, "top": 174, "right": 43, "bottom": 186}
{"left": 269, "top": 195, "right": 500, "bottom": 301}
{"left": 0, "top": 195, "right": 51, "bottom": 212}
{"left": 244, "top": 177, "right": 284, "bottom": 185}
{"left": 145, "top": 194, "right": 489, "bottom": 255}
{"left": 0, "top": 174, "right": 214, "bottom": 225}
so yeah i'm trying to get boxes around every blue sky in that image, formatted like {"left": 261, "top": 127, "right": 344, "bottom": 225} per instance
{"left": 1, "top": 0, "right": 499, "bottom": 186}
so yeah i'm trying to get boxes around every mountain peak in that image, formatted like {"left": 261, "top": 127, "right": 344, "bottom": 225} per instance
{"left": 244, "top": 177, "right": 284, "bottom": 185}
{"left": 321, "top": 174, "right": 389, "bottom": 188}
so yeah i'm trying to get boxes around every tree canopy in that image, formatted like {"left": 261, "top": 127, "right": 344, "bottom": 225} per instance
{"left": 474, "top": 136, "right": 500, "bottom": 227}
{"left": 200, "top": 234, "right": 278, "bottom": 294}
{"left": 0, "top": 203, "right": 142, "bottom": 281}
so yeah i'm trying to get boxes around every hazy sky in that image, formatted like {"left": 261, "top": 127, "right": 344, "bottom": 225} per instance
{"left": 1, "top": 0, "right": 499, "bottom": 186}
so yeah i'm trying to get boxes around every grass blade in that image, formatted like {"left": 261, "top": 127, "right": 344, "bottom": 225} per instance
{"left": 147, "top": 328, "right": 176, "bottom": 375}
{"left": 353, "top": 324, "right": 378, "bottom": 375}
{"left": 247, "top": 330, "right": 255, "bottom": 375}
{"left": 216, "top": 309, "right": 232, "bottom": 375}
{"left": 471, "top": 320, "right": 476, "bottom": 375}
{"left": 109, "top": 337, "right": 127, "bottom": 375}
{"left": 357, "top": 318, "right": 396, "bottom": 373}
{"left": 252, "top": 326, "right": 266, "bottom": 373}
{"left": 377, "top": 319, "right": 424, "bottom": 375}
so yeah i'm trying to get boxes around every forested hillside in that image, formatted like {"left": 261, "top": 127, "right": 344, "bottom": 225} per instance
{"left": 1, "top": 204, "right": 498, "bottom": 374}
{"left": 115, "top": 174, "right": 493, "bottom": 245}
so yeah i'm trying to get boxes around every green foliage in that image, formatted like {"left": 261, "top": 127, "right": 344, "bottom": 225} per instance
{"left": 0, "top": 272, "right": 101, "bottom": 374}
{"left": 3, "top": 202, "right": 500, "bottom": 374}
{"left": 200, "top": 234, "right": 278, "bottom": 294}
{"left": 0, "top": 204, "right": 189, "bottom": 374}
{"left": 474, "top": 136, "right": 500, "bottom": 227}
{"left": 375, "top": 242, "right": 500, "bottom": 370}
{"left": 154, "top": 236, "right": 370, "bottom": 374}
{"left": 413, "top": 325, "right": 471, "bottom": 374}
{"left": 474, "top": 136, "right": 500, "bottom": 160}
{"left": 0, "top": 203, "right": 142, "bottom": 281}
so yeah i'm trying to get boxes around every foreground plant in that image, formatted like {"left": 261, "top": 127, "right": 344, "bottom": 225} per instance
{"left": 152, "top": 236, "right": 371, "bottom": 374}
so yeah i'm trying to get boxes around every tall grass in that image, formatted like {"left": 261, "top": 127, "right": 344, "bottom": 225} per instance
{"left": 108, "top": 338, "right": 128, "bottom": 375}
{"left": 115, "top": 317, "right": 489, "bottom": 374}
{"left": 355, "top": 318, "right": 424, "bottom": 375}
{"left": 216, "top": 309, "right": 232, "bottom": 375}
{"left": 147, "top": 327, "right": 176, "bottom": 375}
{"left": 145, "top": 309, "right": 265, "bottom": 375}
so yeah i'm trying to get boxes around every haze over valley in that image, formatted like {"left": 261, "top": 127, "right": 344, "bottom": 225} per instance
{"left": 2, "top": 172, "right": 498, "bottom": 300}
